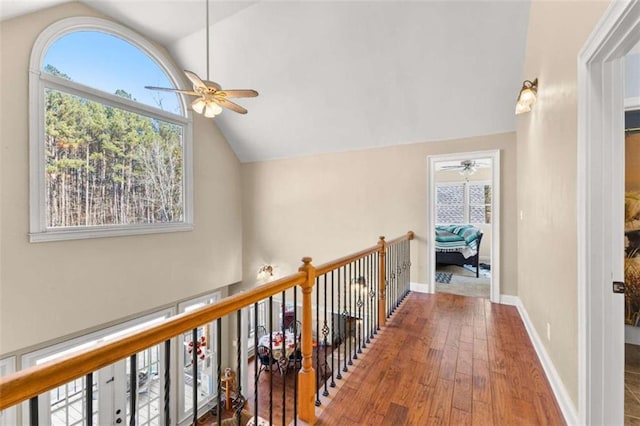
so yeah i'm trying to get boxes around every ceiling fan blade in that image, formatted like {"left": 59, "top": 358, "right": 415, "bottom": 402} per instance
{"left": 219, "top": 89, "right": 259, "bottom": 98}
{"left": 215, "top": 98, "right": 248, "bottom": 114}
{"left": 144, "top": 86, "right": 199, "bottom": 95}
{"left": 183, "top": 70, "right": 208, "bottom": 91}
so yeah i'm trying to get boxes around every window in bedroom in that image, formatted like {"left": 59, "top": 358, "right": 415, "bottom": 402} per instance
{"left": 29, "top": 17, "right": 193, "bottom": 242}
{"left": 436, "top": 182, "right": 492, "bottom": 225}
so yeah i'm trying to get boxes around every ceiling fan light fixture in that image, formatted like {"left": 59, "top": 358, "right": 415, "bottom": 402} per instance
{"left": 204, "top": 101, "right": 223, "bottom": 118}
{"left": 191, "top": 97, "right": 206, "bottom": 114}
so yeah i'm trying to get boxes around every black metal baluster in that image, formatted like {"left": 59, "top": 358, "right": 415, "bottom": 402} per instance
{"left": 353, "top": 260, "right": 358, "bottom": 361}
{"left": 363, "top": 255, "right": 368, "bottom": 348}
{"left": 281, "top": 291, "right": 286, "bottom": 425}
{"left": 391, "top": 243, "right": 396, "bottom": 313}
{"left": 374, "top": 252, "right": 378, "bottom": 331}
{"left": 29, "top": 396, "right": 38, "bottom": 426}
{"left": 348, "top": 262, "right": 353, "bottom": 366}
{"left": 357, "top": 258, "right": 363, "bottom": 354}
{"left": 315, "top": 276, "right": 321, "bottom": 406}
{"left": 387, "top": 245, "right": 392, "bottom": 318}
{"left": 268, "top": 296, "right": 273, "bottom": 425}
{"left": 191, "top": 328, "right": 199, "bottom": 426}
{"left": 86, "top": 373, "right": 93, "bottom": 426}
{"left": 336, "top": 266, "right": 343, "bottom": 379}
{"left": 236, "top": 310, "right": 244, "bottom": 421}
{"left": 254, "top": 302, "right": 259, "bottom": 424}
{"left": 130, "top": 354, "right": 137, "bottom": 426}
{"left": 164, "top": 339, "right": 171, "bottom": 425}
{"left": 330, "top": 270, "right": 336, "bottom": 388}
{"left": 342, "top": 262, "right": 349, "bottom": 373}
{"left": 368, "top": 253, "right": 374, "bottom": 341}
{"left": 322, "top": 274, "right": 329, "bottom": 397}
{"left": 293, "top": 289, "right": 298, "bottom": 422}
{"left": 216, "top": 319, "right": 222, "bottom": 425}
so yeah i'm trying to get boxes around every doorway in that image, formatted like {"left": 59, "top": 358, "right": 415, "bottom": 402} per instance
{"left": 427, "top": 149, "right": 501, "bottom": 303}
{"left": 578, "top": 1, "right": 640, "bottom": 423}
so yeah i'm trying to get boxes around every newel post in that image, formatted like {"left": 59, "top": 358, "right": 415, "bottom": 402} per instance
{"left": 378, "top": 236, "right": 387, "bottom": 327}
{"left": 298, "top": 257, "right": 316, "bottom": 424}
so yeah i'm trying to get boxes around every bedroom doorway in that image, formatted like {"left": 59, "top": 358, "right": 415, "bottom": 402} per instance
{"left": 427, "top": 150, "right": 501, "bottom": 303}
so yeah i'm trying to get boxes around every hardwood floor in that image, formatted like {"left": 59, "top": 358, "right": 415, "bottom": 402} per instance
{"left": 199, "top": 291, "right": 564, "bottom": 425}
{"left": 316, "top": 292, "right": 565, "bottom": 425}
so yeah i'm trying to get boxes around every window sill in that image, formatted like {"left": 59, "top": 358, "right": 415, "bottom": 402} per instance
{"left": 29, "top": 223, "right": 193, "bottom": 243}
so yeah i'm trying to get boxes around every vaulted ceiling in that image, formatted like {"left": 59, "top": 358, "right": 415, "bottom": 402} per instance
{"left": 1, "top": 1, "right": 531, "bottom": 162}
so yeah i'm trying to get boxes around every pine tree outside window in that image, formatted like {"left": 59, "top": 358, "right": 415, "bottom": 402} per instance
{"left": 29, "top": 17, "right": 193, "bottom": 242}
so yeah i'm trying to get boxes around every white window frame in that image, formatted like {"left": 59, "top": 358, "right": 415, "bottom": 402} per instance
{"left": 177, "top": 292, "right": 221, "bottom": 424}
{"left": 28, "top": 17, "right": 193, "bottom": 243}
{"left": 435, "top": 180, "right": 492, "bottom": 225}
{"left": 20, "top": 308, "right": 175, "bottom": 426}
{"left": 0, "top": 357, "right": 17, "bottom": 426}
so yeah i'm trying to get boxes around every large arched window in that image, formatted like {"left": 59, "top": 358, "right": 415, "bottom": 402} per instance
{"left": 29, "top": 17, "right": 193, "bottom": 242}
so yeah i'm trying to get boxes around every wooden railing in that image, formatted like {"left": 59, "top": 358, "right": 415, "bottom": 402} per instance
{"left": 0, "top": 231, "right": 414, "bottom": 425}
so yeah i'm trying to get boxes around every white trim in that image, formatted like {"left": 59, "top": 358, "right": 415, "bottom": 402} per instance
{"left": 410, "top": 281, "right": 430, "bottom": 293}
{"left": 578, "top": 1, "right": 640, "bottom": 424}
{"left": 20, "top": 308, "right": 175, "bottom": 426}
{"left": 28, "top": 16, "right": 194, "bottom": 242}
{"left": 498, "top": 294, "right": 519, "bottom": 306}
{"left": 626, "top": 96, "right": 640, "bottom": 110}
{"left": 508, "top": 296, "right": 577, "bottom": 425}
{"left": 426, "top": 149, "right": 501, "bottom": 303}
{"left": 0, "top": 357, "right": 17, "bottom": 426}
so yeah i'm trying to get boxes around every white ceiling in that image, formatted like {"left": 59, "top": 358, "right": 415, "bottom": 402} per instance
{"left": 1, "top": 0, "right": 531, "bottom": 163}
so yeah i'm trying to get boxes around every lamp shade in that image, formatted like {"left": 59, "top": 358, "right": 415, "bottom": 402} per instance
{"left": 515, "top": 78, "right": 538, "bottom": 115}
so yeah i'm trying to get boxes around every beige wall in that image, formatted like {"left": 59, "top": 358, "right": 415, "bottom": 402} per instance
{"left": 517, "top": 0, "right": 609, "bottom": 409}
{"left": 241, "top": 132, "right": 517, "bottom": 296}
{"left": 0, "top": 3, "right": 243, "bottom": 355}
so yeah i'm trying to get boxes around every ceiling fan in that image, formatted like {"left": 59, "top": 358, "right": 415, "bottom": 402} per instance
{"left": 145, "top": 0, "right": 258, "bottom": 117}
{"left": 439, "top": 159, "right": 490, "bottom": 180}
{"left": 440, "top": 160, "right": 480, "bottom": 172}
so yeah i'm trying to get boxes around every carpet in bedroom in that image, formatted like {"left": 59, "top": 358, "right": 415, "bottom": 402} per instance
{"left": 435, "top": 265, "right": 490, "bottom": 299}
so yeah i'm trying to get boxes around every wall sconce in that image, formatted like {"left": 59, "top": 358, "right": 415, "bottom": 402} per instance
{"left": 256, "top": 264, "right": 274, "bottom": 281}
{"left": 515, "top": 78, "right": 538, "bottom": 115}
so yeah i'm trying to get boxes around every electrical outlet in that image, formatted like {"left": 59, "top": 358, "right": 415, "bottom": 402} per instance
{"left": 546, "top": 322, "right": 551, "bottom": 341}
{"left": 520, "top": 210, "right": 524, "bottom": 221}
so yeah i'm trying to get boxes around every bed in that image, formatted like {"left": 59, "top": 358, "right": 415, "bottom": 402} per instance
{"left": 435, "top": 225, "right": 483, "bottom": 278}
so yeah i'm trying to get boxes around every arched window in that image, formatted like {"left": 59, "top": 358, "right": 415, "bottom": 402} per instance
{"left": 29, "top": 17, "right": 193, "bottom": 242}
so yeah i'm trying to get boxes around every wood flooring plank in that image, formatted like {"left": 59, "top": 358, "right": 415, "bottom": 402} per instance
{"left": 451, "top": 407, "right": 473, "bottom": 426}
{"left": 472, "top": 358, "right": 492, "bottom": 403}
{"left": 471, "top": 399, "right": 495, "bottom": 426}
{"left": 315, "top": 293, "right": 565, "bottom": 426}
{"left": 427, "top": 378, "right": 454, "bottom": 426}
{"left": 452, "top": 372, "right": 473, "bottom": 413}
{"left": 382, "top": 402, "right": 409, "bottom": 424}
{"left": 440, "top": 343, "right": 459, "bottom": 381}
{"left": 457, "top": 341, "right": 473, "bottom": 376}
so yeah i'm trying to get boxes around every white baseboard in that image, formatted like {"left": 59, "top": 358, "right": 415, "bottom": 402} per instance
{"left": 505, "top": 295, "right": 578, "bottom": 425}
{"left": 410, "top": 282, "right": 430, "bottom": 293}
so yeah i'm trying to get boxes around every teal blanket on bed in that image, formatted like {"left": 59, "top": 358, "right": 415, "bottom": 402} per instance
{"left": 435, "top": 225, "right": 481, "bottom": 259}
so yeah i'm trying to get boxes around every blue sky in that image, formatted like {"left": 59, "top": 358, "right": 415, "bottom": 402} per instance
{"left": 44, "top": 31, "right": 182, "bottom": 114}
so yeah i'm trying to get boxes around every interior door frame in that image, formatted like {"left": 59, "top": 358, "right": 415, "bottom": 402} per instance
{"left": 577, "top": 1, "right": 640, "bottom": 424}
{"left": 427, "top": 149, "right": 501, "bottom": 303}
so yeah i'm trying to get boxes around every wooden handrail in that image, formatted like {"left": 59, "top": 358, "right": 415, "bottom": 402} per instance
{"left": 0, "top": 230, "right": 415, "bottom": 419}
{"left": 0, "top": 272, "right": 305, "bottom": 410}
{"left": 314, "top": 231, "right": 414, "bottom": 276}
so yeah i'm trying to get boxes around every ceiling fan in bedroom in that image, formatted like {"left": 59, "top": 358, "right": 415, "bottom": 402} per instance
{"left": 144, "top": 0, "right": 258, "bottom": 117}
{"left": 440, "top": 160, "right": 488, "bottom": 180}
